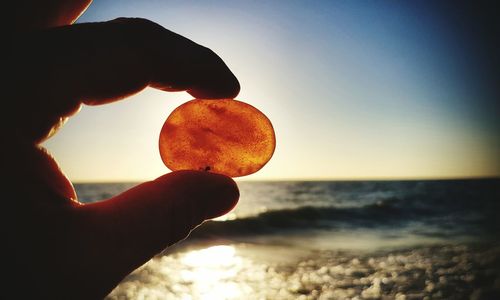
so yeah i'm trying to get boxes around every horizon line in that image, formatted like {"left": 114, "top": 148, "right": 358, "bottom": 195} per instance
{"left": 71, "top": 175, "right": 500, "bottom": 184}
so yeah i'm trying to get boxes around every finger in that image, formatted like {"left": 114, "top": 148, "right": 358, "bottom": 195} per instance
{"left": 13, "top": 0, "right": 92, "bottom": 32}
{"left": 10, "top": 18, "right": 240, "bottom": 142}
{"left": 73, "top": 170, "right": 239, "bottom": 297}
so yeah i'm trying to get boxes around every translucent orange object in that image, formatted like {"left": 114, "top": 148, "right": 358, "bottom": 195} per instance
{"left": 159, "top": 99, "right": 275, "bottom": 177}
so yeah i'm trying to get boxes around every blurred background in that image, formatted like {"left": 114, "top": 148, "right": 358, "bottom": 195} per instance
{"left": 44, "top": 1, "right": 499, "bottom": 299}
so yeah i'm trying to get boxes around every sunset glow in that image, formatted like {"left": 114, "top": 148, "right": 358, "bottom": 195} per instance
{"left": 43, "top": 1, "right": 499, "bottom": 181}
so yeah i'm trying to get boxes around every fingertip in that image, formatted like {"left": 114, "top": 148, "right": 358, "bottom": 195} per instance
{"left": 202, "top": 172, "right": 240, "bottom": 219}
{"left": 154, "top": 170, "right": 239, "bottom": 219}
{"left": 187, "top": 71, "right": 240, "bottom": 99}
{"left": 184, "top": 47, "right": 240, "bottom": 99}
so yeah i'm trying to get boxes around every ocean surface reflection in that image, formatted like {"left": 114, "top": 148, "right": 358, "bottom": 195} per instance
{"left": 178, "top": 246, "right": 244, "bottom": 299}
{"left": 107, "top": 242, "right": 500, "bottom": 299}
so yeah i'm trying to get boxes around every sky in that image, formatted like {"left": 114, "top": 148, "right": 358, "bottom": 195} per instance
{"left": 44, "top": 1, "right": 500, "bottom": 182}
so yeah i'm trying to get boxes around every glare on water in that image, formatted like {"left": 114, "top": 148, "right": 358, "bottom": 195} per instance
{"left": 178, "top": 246, "right": 244, "bottom": 299}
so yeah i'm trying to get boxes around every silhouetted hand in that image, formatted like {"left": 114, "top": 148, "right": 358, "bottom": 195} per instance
{"left": 5, "top": 1, "right": 240, "bottom": 299}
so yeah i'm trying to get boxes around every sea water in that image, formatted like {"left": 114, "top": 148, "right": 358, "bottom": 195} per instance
{"left": 75, "top": 179, "right": 500, "bottom": 299}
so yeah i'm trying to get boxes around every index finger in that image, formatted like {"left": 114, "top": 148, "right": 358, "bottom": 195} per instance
{"left": 10, "top": 18, "right": 240, "bottom": 142}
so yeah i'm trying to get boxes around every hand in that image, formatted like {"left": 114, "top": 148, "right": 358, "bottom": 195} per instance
{"left": 5, "top": 1, "right": 240, "bottom": 299}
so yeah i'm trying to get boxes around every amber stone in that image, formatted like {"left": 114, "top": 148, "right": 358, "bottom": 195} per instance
{"left": 159, "top": 99, "right": 275, "bottom": 177}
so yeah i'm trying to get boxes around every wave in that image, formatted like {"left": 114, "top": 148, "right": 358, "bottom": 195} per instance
{"left": 189, "top": 196, "right": 500, "bottom": 240}
{"left": 73, "top": 179, "right": 500, "bottom": 239}
{"left": 190, "top": 201, "right": 422, "bottom": 238}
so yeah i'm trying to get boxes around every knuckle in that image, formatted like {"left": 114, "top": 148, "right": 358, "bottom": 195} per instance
{"left": 199, "top": 46, "right": 218, "bottom": 60}
{"left": 112, "top": 17, "right": 159, "bottom": 28}
{"left": 111, "top": 17, "right": 165, "bottom": 39}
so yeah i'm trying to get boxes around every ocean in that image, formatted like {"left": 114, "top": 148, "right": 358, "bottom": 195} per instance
{"left": 75, "top": 179, "right": 500, "bottom": 299}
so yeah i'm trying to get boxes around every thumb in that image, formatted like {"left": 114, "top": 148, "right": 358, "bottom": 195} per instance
{"left": 75, "top": 170, "right": 239, "bottom": 297}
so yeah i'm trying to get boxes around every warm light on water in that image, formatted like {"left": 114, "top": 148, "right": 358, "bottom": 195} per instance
{"left": 181, "top": 245, "right": 237, "bottom": 268}
{"left": 107, "top": 243, "right": 500, "bottom": 299}
{"left": 179, "top": 246, "right": 243, "bottom": 299}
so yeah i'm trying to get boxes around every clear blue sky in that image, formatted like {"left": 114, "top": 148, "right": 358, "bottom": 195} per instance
{"left": 44, "top": 0, "right": 500, "bottom": 181}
